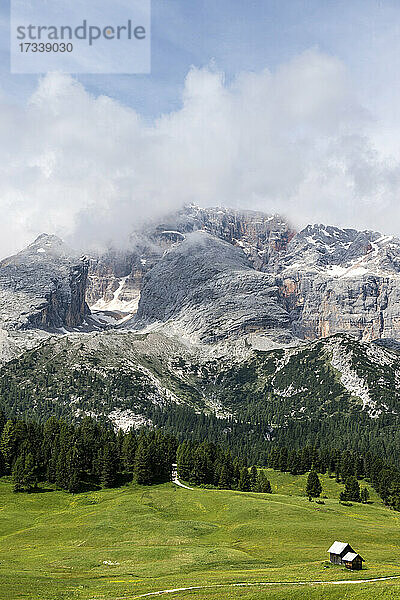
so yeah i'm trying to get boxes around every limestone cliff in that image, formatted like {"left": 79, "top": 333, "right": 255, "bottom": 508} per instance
{"left": 0, "top": 234, "right": 89, "bottom": 331}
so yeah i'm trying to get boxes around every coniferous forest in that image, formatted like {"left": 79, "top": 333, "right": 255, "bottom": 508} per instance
{"left": 0, "top": 411, "right": 399, "bottom": 512}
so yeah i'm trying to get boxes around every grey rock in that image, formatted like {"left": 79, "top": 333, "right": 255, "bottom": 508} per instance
{"left": 275, "top": 224, "right": 400, "bottom": 341}
{"left": 131, "top": 231, "right": 291, "bottom": 344}
{"left": 0, "top": 233, "right": 89, "bottom": 331}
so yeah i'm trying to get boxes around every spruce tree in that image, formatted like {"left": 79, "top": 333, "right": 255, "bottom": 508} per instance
{"left": 288, "top": 451, "right": 300, "bottom": 475}
{"left": 219, "top": 464, "right": 232, "bottom": 489}
{"left": 121, "top": 432, "right": 137, "bottom": 474}
{"left": 340, "top": 476, "right": 361, "bottom": 502}
{"left": 134, "top": 436, "right": 153, "bottom": 485}
{"left": 12, "top": 455, "right": 25, "bottom": 492}
{"left": 55, "top": 448, "right": 69, "bottom": 490}
{"left": 256, "top": 470, "right": 272, "bottom": 493}
{"left": 360, "top": 487, "right": 370, "bottom": 503}
{"left": 101, "top": 443, "right": 118, "bottom": 488}
{"left": 66, "top": 447, "right": 81, "bottom": 492}
{"left": 191, "top": 444, "right": 213, "bottom": 485}
{"left": 250, "top": 466, "right": 258, "bottom": 491}
{"left": 306, "top": 470, "right": 322, "bottom": 498}
{"left": 0, "top": 450, "right": 5, "bottom": 478}
{"left": 67, "top": 472, "right": 81, "bottom": 494}
{"left": 377, "top": 470, "right": 393, "bottom": 504}
{"left": 232, "top": 459, "right": 241, "bottom": 489}
{"left": 23, "top": 453, "right": 38, "bottom": 491}
{"left": 1, "top": 420, "right": 16, "bottom": 473}
{"left": 278, "top": 447, "right": 288, "bottom": 472}
{"left": 238, "top": 468, "right": 251, "bottom": 492}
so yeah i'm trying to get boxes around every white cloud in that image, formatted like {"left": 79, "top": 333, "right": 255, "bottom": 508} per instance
{"left": 0, "top": 49, "right": 400, "bottom": 258}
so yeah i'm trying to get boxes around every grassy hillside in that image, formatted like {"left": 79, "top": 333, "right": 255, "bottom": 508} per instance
{"left": 0, "top": 475, "right": 399, "bottom": 600}
{"left": 262, "top": 469, "right": 381, "bottom": 502}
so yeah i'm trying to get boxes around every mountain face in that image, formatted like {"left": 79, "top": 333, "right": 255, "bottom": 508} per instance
{"left": 3, "top": 206, "right": 400, "bottom": 350}
{"left": 85, "top": 206, "right": 295, "bottom": 328}
{"left": 0, "top": 233, "right": 89, "bottom": 332}
{"left": 82, "top": 206, "right": 400, "bottom": 346}
{"left": 275, "top": 225, "right": 400, "bottom": 341}
{"left": 131, "top": 231, "right": 293, "bottom": 346}
{"left": 1, "top": 331, "right": 398, "bottom": 459}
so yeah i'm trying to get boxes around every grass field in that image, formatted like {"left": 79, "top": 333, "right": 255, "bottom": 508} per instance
{"left": 0, "top": 473, "right": 399, "bottom": 600}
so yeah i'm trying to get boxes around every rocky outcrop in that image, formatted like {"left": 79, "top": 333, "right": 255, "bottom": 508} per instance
{"left": 0, "top": 234, "right": 89, "bottom": 331}
{"left": 153, "top": 204, "right": 295, "bottom": 270}
{"left": 131, "top": 231, "right": 292, "bottom": 345}
{"left": 86, "top": 205, "right": 295, "bottom": 321}
{"left": 274, "top": 225, "right": 400, "bottom": 341}
{"left": 84, "top": 206, "right": 400, "bottom": 345}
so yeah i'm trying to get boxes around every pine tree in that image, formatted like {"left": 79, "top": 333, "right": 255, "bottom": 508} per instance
{"left": 134, "top": 436, "right": 153, "bottom": 485}
{"left": 23, "top": 453, "right": 38, "bottom": 491}
{"left": 0, "top": 450, "right": 5, "bottom": 478}
{"left": 55, "top": 448, "right": 69, "bottom": 490}
{"left": 218, "top": 464, "right": 232, "bottom": 489}
{"left": 250, "top": 466, "right": 258, "bottom": 491}
{"left": 66, "top": 447, "right": 81, "bottom": 493}
{"left": 12, "top": 455, "right": 25, "bottom": 492}
{"left": 238, "top": 468, "right": 251, "bottom": 492}
{"left": 191, "top": 444, "right": 213, "bottom": 485}
{"left": 1, "top": 420, "right": 16, "bottom": 473}
{"left": 121, "top": 432, "right": 137, "bottom": 474}
{"left": 377, "top": 469, "right": 394, "bottom": 504}
{"left": 256, "top": 470, "right": 272, "bottom": 493}
{"left": 306, "top": 470, "right": 322, "bottom": 498}
{"left": 101, "top": 443, "right": 118, "bottom": 488}
{"left": 340, "top": 476, "right": 361, "bottom": 502}
{"left": 340, "top": 452, "right": 354, "bottom": 480}
{"left": 67, "top": 472, "right": 81, "bottom": 494}
{"left": 278, "top": 447, "right": 288, "bottom": 472}
{"left": 42, "top": 417, "right": 61, "bottom": 482}
{"left": 360, "top": 487, "right": 370, "bottom": 503}
{"left": 288, "top": 450, "right": 300, "bottom": 475}
{"left": 388, "top": 483, "right": 400, "bottom": 511}
{"left": 177, "top": 442, "right": 191, "bottom": 481}
{"left": 232, "top": 459, "right": 241, "bottom": 489}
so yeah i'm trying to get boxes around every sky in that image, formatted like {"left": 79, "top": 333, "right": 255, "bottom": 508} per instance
{"left": 1, "top": 0, "right": 400, "bottom": 255}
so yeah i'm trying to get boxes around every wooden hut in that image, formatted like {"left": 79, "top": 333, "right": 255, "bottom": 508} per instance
{"left": 342, "top": 552, "right": 364, "bottom": 570}
{"left": 327, "top": 541, "right": 355, "bottom": 565}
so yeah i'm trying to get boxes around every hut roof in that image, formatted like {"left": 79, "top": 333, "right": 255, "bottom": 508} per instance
{"left": 327, "top": 541, "right": 350, "bottom": 554}
{"left": 343, "top": 552, "right": 364, "bottom": 562}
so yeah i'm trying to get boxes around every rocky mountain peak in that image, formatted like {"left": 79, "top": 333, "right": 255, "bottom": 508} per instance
{"left": 0, "top": 233, "right": 88, "bottom": 332}
{"left": 0, "top": 233, "right": 77, "bottom": 269}
{"left": 28, "top": 233, "right": 69, "bottom": 253}
{"left": 131, "top": 230, "right": 293, "bottom": 347}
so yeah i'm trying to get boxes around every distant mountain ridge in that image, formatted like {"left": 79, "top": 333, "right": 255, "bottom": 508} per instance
{"left": 2, "top": 205, "right": 400, "bottom": 348}
{"left": 1, "top": 206, "right": 400, "bottom": 457}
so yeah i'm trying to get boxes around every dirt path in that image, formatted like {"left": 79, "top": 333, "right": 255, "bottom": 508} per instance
{"left": 130, "top": 575, "right": 400, "bottom": 598}
{"left": 172, "top": 478, "right": 193, "bottom": 490}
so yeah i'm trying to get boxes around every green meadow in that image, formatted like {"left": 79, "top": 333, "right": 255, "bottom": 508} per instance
{"left": 0, "top": 472, "right": 399, "bottom": 600}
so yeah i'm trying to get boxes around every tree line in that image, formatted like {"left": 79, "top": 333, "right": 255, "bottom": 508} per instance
{"left": 0, "top": 414, "right": 176, "bottom": 492}
{"left": 1, "top": 411, "right": 400, "bottom": 512}
{"left": 176, "top": 440, "right": 271, "bottom": 493}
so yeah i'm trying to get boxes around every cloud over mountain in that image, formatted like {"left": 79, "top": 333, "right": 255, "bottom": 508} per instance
{"left": 0, "top": 49, "right": 399, "bottom": 257}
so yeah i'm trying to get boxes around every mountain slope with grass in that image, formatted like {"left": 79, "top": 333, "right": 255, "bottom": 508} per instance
{"left": 0, "top": 475, "right": 399, "bottom": 600}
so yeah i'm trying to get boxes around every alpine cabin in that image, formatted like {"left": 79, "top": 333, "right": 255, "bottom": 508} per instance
{"left": 342, "top": 552, "right": 364, "bottom": 570}
{"left": 327, "top": 541, "right": 355, "bottom": 565}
